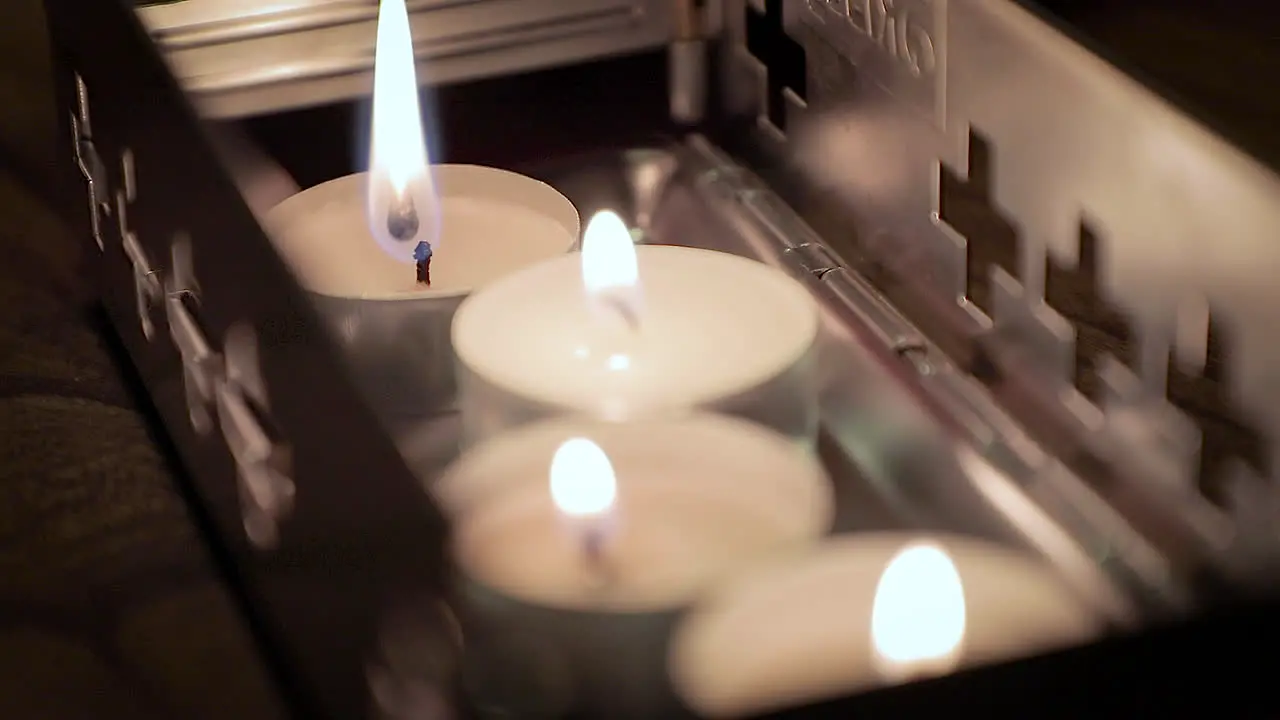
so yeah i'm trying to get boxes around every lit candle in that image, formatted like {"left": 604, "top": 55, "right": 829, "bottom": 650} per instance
{"left": 264, "top": 0, "right": 578, "bottom": 430}
{"left": 869, "top": 542, "right": 967, "bottom": 682}
{"left": 669, "top": 534, "right": 1108, "bottom": 718}
{"left": 435, "top": 414, "right": 834, "bottom": 718}
{"left": 451, "top": 210, "right": 820, "bottom": 445}
{"left": 440, "top": 414, "right": 833, "bottom": 609}
{"left": 547, "top": 437, "right": 619, "bottom": 583}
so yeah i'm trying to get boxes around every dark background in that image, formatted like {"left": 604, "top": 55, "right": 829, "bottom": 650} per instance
{"left": 0, "top": 1, "right": 1277, "bottom": 718}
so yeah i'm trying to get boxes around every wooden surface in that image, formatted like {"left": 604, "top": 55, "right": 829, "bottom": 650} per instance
{"left": 0, "top": 1, "right": 1277, "bottom": 717}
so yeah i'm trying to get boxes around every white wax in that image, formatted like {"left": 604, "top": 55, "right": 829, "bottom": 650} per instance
{"left": 669, "top": 534, "right": 1106, "bottom": 718}
{"left": 452, "top": 245, "right": 818, "bottom": 418}
{"left": 434, "top": 415, "right": 834, "bottom": 613}
{"left": 265, "top": 165, "right": 578, "bottom": 299}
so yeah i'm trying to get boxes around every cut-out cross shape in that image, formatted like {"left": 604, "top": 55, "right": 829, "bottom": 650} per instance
{"left": 1044, "top": 223, "right": 1136, "bottom": 402}
{"left": 1043, "top": 223, "right": 1268, "bottom": 501}
{"left": 745, "top": 0, "right": 808, "bottom": 132}
{"left": 937, "top": 128, "right": 1021, "bottom": 316}
{"left": 1166, "top": 318, "right": 1270, "bottom": 503}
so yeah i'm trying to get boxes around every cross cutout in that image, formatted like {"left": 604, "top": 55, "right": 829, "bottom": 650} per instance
{"left": 1044, "top": 223, "right": 1137, "bottom": 402}
{"left": 745, "top": 0, "right": 808, "bottom": 132}
{"left": 1044, "top": 223, "right": 1269, "bottom": 500}
{"left": 937, "top": 128, "right": 1021, "bottom": 316}
{"left": 1166, "top": 317, "right": 1270, "bottom": 503}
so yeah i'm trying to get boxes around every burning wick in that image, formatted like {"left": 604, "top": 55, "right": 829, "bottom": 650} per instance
{"left": 581, "top": 210, "right": 642, "bottom": 333}
{"left": 549, "top": 437, "right": 619, "bottom": 591}
{"left": 602, "top": 296, "right": 640, "bottom": 332}
{"left": 414, "top": 240, "right": 433, "bottom": 286}
{"left": 582, "top": 525, "right": 615, "bottom": 589}
{"left": 383, "top": 192, "right": 432, "bottom": 286}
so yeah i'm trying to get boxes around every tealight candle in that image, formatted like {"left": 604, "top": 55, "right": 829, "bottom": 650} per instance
{"left": 266, "top": 168, "right": 577, "bottom": 430}
{"left": 451, "top": 210, "right": 820, "bottom": 445}
{"left": 669, "top": 534, "right": 1108, "bottom": 718}
{"left": 433, "top": 414, "right": 834, "bottom": 718}
{"left": 263, "top": 0, "right": 578, "bottom": 432}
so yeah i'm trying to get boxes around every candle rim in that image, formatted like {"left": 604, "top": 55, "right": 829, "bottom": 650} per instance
{"left": 266, "top": 165, "right": 580, "bottom": 301}
{"left": 451, "top": 244, "right": 821, "bottom": 409}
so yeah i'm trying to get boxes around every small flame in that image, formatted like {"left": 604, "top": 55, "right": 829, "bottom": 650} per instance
{"left": 581, "top": 210, "right": 641, "bottom": 322}
{"left": 367, "top": 0, "right": 439, "bottom": 262}
{"left": 870, "top": 542, "right": 966, "bottom": 679}
{"left": 549, "top": 438, "right": 618, "bottom": 519}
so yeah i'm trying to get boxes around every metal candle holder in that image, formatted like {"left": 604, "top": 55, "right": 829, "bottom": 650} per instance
{"left": 43, "top": 0, "right": 1280, "bottom": 717}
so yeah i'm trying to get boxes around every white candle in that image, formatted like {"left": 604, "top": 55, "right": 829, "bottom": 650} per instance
{"left": 266, "top": 167, "right": 578, "bottom": 299}
{"left": 263, "top": 165, "right": 577, "bottom": 426}
{"left": 270, "top": 0, "right": 578, "bottom": 298}
{"left": 260, "top": 0, "right": 579, "bottom": 427}
{"left": 434, "top": 414, "right": 835, "bottom": 612}
{"left": 669, "top": 534, "right": 1107, "bottom": 718}
{"left": 451, "top": 211, "right": 820, "bottom": 444}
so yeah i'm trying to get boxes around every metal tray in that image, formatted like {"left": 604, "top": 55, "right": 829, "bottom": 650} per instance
{"left": 41, "top": 0, "right": 1280, "bottom": 717}
{"left": 223, "top": 130, "right": 1139, "bottom": 718}
{"left": 361, "top": 137, "right": 1139, "bottom": 619}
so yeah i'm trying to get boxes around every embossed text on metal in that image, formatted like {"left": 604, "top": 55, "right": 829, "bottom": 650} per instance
{"left": 799, "top": 0, "right": 945, "bottom": 125}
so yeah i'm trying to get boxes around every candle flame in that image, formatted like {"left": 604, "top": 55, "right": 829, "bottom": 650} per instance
{"left": 581, "top": 210, "right": 641, "bottom": 322}
{"left": 549, "top": 437, "right": 618, "bottom": 519}
{"left": 870, "top": 542, "right": 966, "bottom": 679}
{"left": 367, "top": 0, "right": 439, "bottom": 262}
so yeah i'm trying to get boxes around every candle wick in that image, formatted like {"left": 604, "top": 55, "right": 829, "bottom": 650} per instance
{"left": 583, "top": 527, "right": 614, "bottom": 590}
{"left": 414, "top": 241, "right": 432, "bottom": 287}
{"left": 387, "top": 191, "right": 420, "bottom": 242}
{"left": 601, "top": 296, "right": 640, "bottom": 333}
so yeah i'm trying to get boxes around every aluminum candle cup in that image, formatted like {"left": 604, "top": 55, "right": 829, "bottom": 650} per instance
{"left": 669, "top": 534, "right": 1108, "bottom": 718}
{"left": 266, "top": 166, "right": 578, "bottom": 433}
{"left": 431, "top": 414, "right": 835, "bottom": 719}
{"left": 451, "top": 219, "right": 821, "bottom": 446}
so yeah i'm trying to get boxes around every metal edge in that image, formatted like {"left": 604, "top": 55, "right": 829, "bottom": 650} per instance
{"left": 43, "top": 1, "right": 454, "bottom": 717}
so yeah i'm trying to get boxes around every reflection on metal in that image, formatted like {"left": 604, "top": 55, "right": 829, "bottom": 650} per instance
{"left": 166, "top": 234, "right": 220, "bottom": 435}
{"left": 722, "top": 0, "right": 1280, "bottom": 586}
{"left": 70, "top": 73, "right": 109, "bottom": 251}
{"left": 164, "top": 236, "right": 296, "bottom": 547}
{"left": 219, "top": 323, "right": 294, "bottom": 550}
{"left": 134, "top": 0, "right": 683, "bottom": 118}
{"left": 669, "top": 0, "right": 710, "bottom": 124}
{"left": 121, "top": 213, "right": 163, "bottom": 341}
{"left": 117, "top": 150, "right": 164, "bottom": 340}
{"left": 533, "top": 137, "right": 1189, "bottom": 614}
{"left": 368, "top": 599, "right": 462, "bottom": 720}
